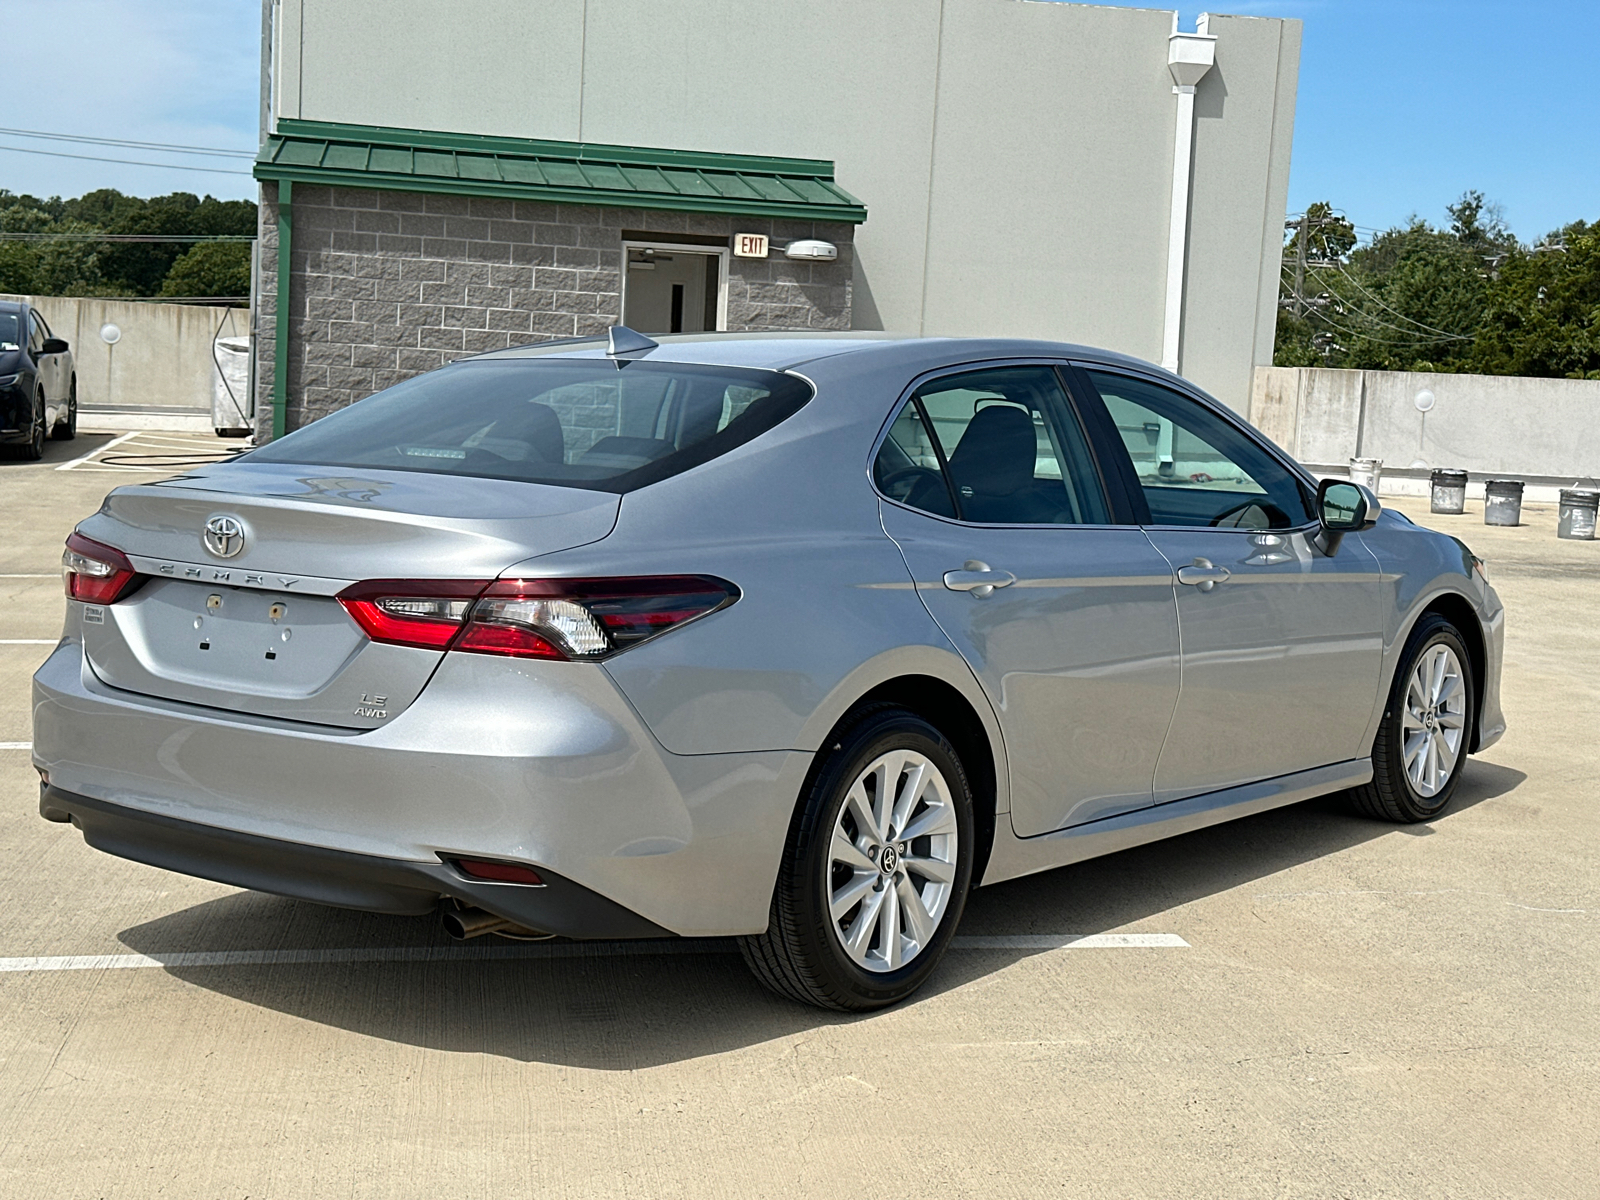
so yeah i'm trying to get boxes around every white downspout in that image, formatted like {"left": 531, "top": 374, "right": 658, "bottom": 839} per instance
{"left": 1161, "top": 15, "right": 1216, "bottom": 374}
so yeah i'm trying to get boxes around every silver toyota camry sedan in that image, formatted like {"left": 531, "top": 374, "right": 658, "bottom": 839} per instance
{"left": 32, "top": 330, "right": 1505, "bottom": 1010}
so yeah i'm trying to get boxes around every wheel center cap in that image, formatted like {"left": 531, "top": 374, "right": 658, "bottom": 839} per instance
{"left": 879, "top": 845, "right": 900, "bottom": 875}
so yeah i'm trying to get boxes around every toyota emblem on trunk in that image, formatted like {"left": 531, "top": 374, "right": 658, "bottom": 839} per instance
{"left": 203, "top": 515, "right": 247, "bottom": 558}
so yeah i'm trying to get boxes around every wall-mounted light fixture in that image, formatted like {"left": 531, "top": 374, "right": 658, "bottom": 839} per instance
{"left": 783, "top": 239, "right": 837, "bottom": 262}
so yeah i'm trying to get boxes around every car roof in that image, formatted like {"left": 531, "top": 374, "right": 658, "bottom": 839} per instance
{"left": 475, "top": 329, "right": 1168, "bottom": 378}
{"left": 0, "top": 300, "right": 26, "bottom": 314}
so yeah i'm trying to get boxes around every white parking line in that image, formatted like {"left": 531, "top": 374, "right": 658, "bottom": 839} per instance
{"left": 55, "top": 430, "right": 138, "bottom": 471}
{"left": 0, "top": 742, "right": 30, "bottom": 751}
{"left": 0, "top": 639, "right": 55, "bottom": 645}
{"left": 0, "top": 574, "right": 57, "bottom": 579}
{"left": 0, "top": 934, "right": 1187, "bottom": 974}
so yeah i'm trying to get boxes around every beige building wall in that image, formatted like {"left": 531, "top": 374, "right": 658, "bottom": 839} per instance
{"left": 269, "top": 0, "right": 1299, "bottom": 413}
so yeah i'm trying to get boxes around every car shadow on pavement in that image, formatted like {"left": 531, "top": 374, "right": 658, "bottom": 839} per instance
{"left": 6, "top": 430, "right": 121, "bottom": 468}
{"left": 116, "top": 758, "right": 1526, "bottom": 1069}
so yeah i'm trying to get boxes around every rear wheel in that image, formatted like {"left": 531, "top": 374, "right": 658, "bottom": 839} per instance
{"left": 1347, "top": 613, "right": 1475, "bottom": 822}
{"left": 739, "top": 706, "right": 975, "bottom": 1011}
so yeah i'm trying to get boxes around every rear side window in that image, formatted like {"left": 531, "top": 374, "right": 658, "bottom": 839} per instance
{"left": 247, "top": 359, "right": 813, "bottom": 492}
{"left": 874, "top": 366, "right": 1110, "bottom": 525}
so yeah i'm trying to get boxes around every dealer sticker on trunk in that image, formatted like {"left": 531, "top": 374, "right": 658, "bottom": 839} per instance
{"left": 83, "top": 606, "right": 105, "bottom": 624}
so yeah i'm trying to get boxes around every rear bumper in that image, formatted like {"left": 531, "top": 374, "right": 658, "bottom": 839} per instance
{"left": 32, "top": 638, "right": 809, "bottom": 936}
{"left": 40, "top": 784, "right": 671, "bottom": 938}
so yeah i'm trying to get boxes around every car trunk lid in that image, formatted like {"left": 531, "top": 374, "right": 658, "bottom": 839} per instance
{"left": 73, "top": 463, "right": 618, "bottom": 728}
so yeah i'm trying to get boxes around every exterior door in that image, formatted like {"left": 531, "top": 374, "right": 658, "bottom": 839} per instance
{"left": 1079, "top": 368, "right": 1385, "bottom": 803}
{"left": 874, "top": 364, "right": 1181, "bottom": 838}
{"left": 26, "top": 310, "right": 51, "bottom": 404}
{"left": 32, "top": 311, "right": 62, "bottom": 411}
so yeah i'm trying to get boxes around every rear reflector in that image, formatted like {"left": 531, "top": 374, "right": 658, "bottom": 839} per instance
{"left": 336, "top": 579, "right": 491, "bottom": 649}
{"left": 450, "top": 857, "right": 546, "bottom": 886}
{"left": 62, "top": 532, "right": 142, "bottom": 604}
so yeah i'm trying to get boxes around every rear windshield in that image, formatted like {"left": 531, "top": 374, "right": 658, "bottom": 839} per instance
{"left": 245, "top": 358, "right": 813, "bottom": 492}
{"left": 0, "top": 314, "right": 19, "bottom": 351}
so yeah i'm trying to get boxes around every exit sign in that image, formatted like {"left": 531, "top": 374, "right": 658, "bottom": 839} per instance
{"left": 733, "top": 233, "right": 769, "bottom": 258}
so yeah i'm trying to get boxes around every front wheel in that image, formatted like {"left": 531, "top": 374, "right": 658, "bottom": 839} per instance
{"left": 1347, "top": 613, "right": 1475, "bottom": 822}
{"left": 17, "top": 393, "right": 45, "bottom": 460}
{"left": 739, "top": 706, "right": 975, "bottom": 1011}
{"left": 50, "top": 379, "right": 76, "bottom": 441}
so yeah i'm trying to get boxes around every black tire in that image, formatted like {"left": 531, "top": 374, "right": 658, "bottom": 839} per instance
{"left": 17, "top": 392, "right": 45, "bottom": 461}
{"left": 50, "top": 379, "right": 76, "bottom": 441}
{"left": 1346, "top": 613, "right": 1475, "bottom": 823}
{"left": 739, "top": 705, "right": 976, "bottom": 1011}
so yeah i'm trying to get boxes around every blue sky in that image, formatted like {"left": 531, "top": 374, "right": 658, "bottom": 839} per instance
{"left": 0, "top": 0, "right": 1592, "bottom": 243}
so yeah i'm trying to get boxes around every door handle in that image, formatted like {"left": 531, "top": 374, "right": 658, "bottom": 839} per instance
{"left": 1176, "top": 558, "right": 1231, "bottom": 592}
{"left": 943, "top": 560, "right": 1017, "bottom": 599}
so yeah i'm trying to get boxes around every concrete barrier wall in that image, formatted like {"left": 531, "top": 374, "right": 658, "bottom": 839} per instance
{"left": 2, "top": 294, "right": 252, "bottom": 418}
{"left": 1252, "top": 365, "right": 1600, "bottom": 483}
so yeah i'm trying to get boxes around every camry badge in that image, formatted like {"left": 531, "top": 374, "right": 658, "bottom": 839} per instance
{"left": 203, "top": 514, "right": 247, "bottom": 559}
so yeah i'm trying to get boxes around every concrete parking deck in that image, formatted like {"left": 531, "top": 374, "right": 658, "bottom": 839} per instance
{"left": 0, "top": 439, "right": 1595, "bottom": 1198}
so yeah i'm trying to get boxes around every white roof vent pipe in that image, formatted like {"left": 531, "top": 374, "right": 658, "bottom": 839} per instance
{"left": 1162, "top": 14, "right": 1217, "bottom": 375}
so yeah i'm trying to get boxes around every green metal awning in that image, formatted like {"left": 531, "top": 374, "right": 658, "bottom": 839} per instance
{"left": 255, "top": 119, "right": 867, "bottom": 223}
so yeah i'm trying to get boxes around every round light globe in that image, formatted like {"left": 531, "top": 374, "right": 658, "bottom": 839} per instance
{"left": 100, "top": 323, "right": 123, "bottom": 346}
{"left": 1414, "top": 389, "right": 1436, "bottom": 413}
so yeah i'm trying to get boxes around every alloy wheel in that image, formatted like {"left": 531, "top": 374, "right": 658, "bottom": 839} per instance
{"left": 1402, "top": 643, "right": 1467, "bottom": 797}
{"left": 826, "top": 748, "right": 959, "bottom": 973}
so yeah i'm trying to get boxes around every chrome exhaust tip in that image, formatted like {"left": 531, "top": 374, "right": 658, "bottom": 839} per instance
{"left": 440, "top": 903, "right": 548, "bottom": 941}
{"left": 441, "top": 905, "right": 515, "bottom": 940}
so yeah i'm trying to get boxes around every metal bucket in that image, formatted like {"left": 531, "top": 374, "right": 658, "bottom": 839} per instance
{"left": 1430, "top": 468, "right": 1468, "bottom": 515}
{"left": 1348, "top": 457, "right": 1382, "bottom": 493}
{"left": 1558, "top": 489, "right": 1599, "bottom": 540}
{"left": 1483, "top": 479, "right": 1524, "bottom": 527}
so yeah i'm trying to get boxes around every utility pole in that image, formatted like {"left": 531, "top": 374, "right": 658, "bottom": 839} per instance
{"left": 1292, "top": 213, "right": 1307, "bottom": 318}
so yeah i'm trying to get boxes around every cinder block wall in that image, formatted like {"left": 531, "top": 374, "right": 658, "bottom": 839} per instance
{"left": 255, "top": 181, "right": 853, "bottom": 436}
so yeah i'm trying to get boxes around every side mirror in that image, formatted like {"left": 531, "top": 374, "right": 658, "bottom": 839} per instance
{"left": 40, "top": 338, "right": 69, "bottom": 355}
{"left": 1314, "top": 478, "right": 1380, "bottom": 555}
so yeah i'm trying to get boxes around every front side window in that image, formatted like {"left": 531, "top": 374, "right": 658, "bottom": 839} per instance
{"left": 1084, "top": 370, "right": 1312, "bottom": 530}
{"left": 246, "top": 358, "right": 812, "bottom": 492}
{"left": 874, "top": 366, "right": 1110, "bottom": 525}
{"left": 26, "top": 312, "right": 43, "bottom": 354}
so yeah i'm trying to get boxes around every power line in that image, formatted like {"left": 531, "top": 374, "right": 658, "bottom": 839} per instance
{"left": 0, "top": 126, "right": 254, "bottom": 160}
{"left": 1306, "top": 263, "right": 1475, "bottom": 341}
{"left": 1279, "top": 267, "right": 1471, "bottom": 347}
{"left": 0, "top": 142, "right": 252, "bottom": 176}
{"left": 0, "top": 233, "right": 254, "bottom": 243}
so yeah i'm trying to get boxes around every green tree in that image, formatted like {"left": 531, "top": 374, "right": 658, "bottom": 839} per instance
{"left": 159, "top": 241, "right": 251, "bottom": 299}
{"left": 1471, "top": 223, "right": 1600, "bottom": 378}
{"left": 0, "top": 187, "right": 257, "bottom": 300}
{"left": 1275, "top": 192, "right": 1513, "bottom": 373}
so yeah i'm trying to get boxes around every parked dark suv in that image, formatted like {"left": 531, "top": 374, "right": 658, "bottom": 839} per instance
{"left": 0, "top": 300, "right": 77, "bottom": 459}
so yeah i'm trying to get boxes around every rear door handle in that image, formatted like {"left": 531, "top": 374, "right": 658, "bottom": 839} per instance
{"left": 1176, "top": 558, "right": 1231, "bottom": 592}
{"left": 943, "top": 560, "right": 1017, "bottom": 599}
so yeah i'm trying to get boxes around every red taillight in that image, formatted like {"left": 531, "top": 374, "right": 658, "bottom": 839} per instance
{"left": 62, "top": 532, "right": 142, "bottom": 604}
{"left": 450, "top": 857, "right": 545, "bottom": 886}
{"left": 455, "top": 575, "right": 739, "bottom": 662}
{"left": 336, "top": 579, "right": 491, "bottom": 649}
{"left": 335, "top": 575, "right": 738, "bottom": 659}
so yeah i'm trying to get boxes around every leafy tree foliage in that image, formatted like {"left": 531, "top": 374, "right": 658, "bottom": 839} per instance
{"left": 1471, "top": 223, "right": 1600, "bottom": 379}
{"left": 159, "top": 241, "right": 252, "bottom": 299}
{"left": 1275, "top": 191, "right": 1599, "bottom": 378}
{"left": 0, "top": 188, "right": 255, "bottom": 301}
